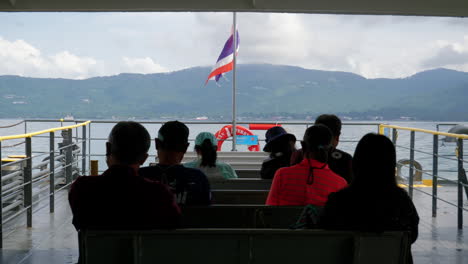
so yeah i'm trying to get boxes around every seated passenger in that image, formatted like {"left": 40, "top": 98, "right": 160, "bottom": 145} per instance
{"left": 320, "top": 133, "right": 419, "bottom": 263}
{"left": 184, "top": 132, "right": 238, "bottom": 179}
{"left": 291, "top": 114, "right": 353, "bottom": 183}
{"left": 266, "top": 125, "right": 347, "bottom": 206}
{"left": 139, "top": 121, "right": 211, "bottom": 206}
{"left": 69, "top": 121, "right": 181, "bottom": 230}
{"left": 260, "top": 126, "right": 296, "bottom": 179}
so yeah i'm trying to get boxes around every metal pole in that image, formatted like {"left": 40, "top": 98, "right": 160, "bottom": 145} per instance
{"left": 24, "top": 137, "right": 32, "bottom": 227}
{"left": 408, "top": 131, "right": 415, "bottom": 199}
{"left": 82, "top": 126, "right": 87, "bottom": 175}
{"left": 231, "top": 12, "right": 237, "bottom": 151}
{"left": 0, "top": 141, "right": 3, "bottom": 248}
{"left": 457, "top": 138, "right": 463, "bottom": 229}
{"left": 88, "top": 123, "right": 91, "bottom": 173}
{"left": 432, "top": 135, "right": 438, "bottom": 217}
{"left": 392, "top": 128, "right": 397, "bottom": 145}
{"left": 49, "top": 132, "right": 55, "bottom": 213}
{"left": 66, "top": 129, "right": 73, "bottom": 184}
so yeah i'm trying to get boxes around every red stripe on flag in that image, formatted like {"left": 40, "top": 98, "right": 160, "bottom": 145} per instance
{"left": 205, "top": 62, "right": 234, "bottom": 85}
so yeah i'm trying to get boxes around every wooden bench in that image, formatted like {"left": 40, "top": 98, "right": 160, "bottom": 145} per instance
{"left": 79, "top": 229, "right": 410, "bottom": 264}
{"left": 211, "top": 189, "right": 269, "bottom": 204}
{"left": 210, "top": 178, "right": 272, "bottom": 190}
{"left": 181, "top": 205, "right": 305, "bottom": 228}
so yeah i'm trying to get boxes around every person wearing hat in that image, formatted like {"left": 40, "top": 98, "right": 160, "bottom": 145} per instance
{"left": 139, "top": 121, "right": 211, "bottom": 206}
{"left": 184, "top": 132, "right": 238, "bottom": 179}
{"left": 260, "top": 126, "right": 297, "bottom": 179}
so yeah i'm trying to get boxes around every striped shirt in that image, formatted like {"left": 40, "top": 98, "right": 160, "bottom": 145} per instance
{"left": 266, "top": 159, "right": 348, "bottom": 206}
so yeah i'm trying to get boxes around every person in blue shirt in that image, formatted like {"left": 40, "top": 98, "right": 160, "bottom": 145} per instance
{"left": 139, "top": 121, "right": 211, "bottom": 206}
{"left": 184, "top": 132, "right": 238, "bottom": 179}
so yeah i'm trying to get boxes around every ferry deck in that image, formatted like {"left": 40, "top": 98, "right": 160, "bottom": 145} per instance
{"left": 0, "top": 120, "right": 466, "bottom": 263}
{"left": 1, "top": 0, "right": 468, "bottom": 263}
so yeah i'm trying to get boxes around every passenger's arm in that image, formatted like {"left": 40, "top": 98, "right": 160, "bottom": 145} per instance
{"left": 318, "top": 192, "right": 341, "bottom": 229}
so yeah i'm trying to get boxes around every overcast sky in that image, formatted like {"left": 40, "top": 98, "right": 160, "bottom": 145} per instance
{"left": 0, "top": 12, "right": 467, "bottom": 79}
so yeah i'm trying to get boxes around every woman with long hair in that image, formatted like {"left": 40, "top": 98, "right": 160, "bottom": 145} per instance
{"left": 184, "top": 132, "right": 237, "bottom": 179}
{"left": 320, "top": 133, "right": 419, "bottom": 263}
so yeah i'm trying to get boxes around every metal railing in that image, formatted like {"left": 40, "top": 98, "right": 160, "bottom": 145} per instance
{"left": 0, "top": 121, "right": 90, "bottom": 248}
{"left": 21, "top": 120, "right": 381, "bottom": 174}
{"left": 379, "top": 124, "right": 468, "bottom": 230}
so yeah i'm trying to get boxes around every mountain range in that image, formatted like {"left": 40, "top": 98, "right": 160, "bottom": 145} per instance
{"left": 1, "top": 64, "right": 467, "bottom": 120}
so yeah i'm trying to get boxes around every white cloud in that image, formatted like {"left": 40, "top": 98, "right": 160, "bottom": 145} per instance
{"left": 0, "top": 37, "right": 167, "bottom": 79}
{"left": 121, "top": 57, "right": 167, "bottom": 74}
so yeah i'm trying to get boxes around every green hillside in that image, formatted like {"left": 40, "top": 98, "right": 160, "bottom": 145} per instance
{"left": 0, "top": 64, "right": 467, "bottom": 120}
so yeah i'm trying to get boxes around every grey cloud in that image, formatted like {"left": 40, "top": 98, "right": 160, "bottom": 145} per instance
{"left": 422, "top": 45, "right": 468, "bottom": 68}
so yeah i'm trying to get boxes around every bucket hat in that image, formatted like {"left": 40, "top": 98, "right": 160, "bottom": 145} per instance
{"left": 263, "top": 126, "right": 296, "bottom": 152}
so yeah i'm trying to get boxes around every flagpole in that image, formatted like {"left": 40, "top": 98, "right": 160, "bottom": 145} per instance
{"left": 231, "top": 12, "right": 237, "bottom": 151}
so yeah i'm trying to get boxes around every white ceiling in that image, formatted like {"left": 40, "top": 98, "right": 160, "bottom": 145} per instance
{"left": 1, "top": 0, "right": 468, "bottom": 17}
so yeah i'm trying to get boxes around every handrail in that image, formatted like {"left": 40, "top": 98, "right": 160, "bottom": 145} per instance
{"left": 0, "top": 121, "right": 91, "bottom": 141}
{"left": 379, "top": 124, "right": 468, "bottom": 139}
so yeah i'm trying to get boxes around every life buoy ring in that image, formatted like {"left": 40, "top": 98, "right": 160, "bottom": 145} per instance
{"left": 214, "top": 125, "right": 260, "bottom": 152}
{"left": 396, "top": 159, "right": 423, "bottom": 181}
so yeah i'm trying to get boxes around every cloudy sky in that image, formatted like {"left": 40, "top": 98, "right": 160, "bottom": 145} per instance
{"left": 0, "top": 12, "right": 467, "bottom": 79}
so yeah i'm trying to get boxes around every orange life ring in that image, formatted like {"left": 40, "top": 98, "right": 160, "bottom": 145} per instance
{"left": 214, "top": 125, "right": 260, "bottom": 152}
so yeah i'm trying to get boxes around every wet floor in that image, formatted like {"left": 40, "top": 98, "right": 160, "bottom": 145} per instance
{"left": 0, "top": 185, "right": 467, "bottom": 264}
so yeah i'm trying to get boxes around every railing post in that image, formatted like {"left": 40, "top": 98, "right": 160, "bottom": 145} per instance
{"left": 24, "top": 137, "right": 32, "bottom": 227}
{"left": 49, "top": 132, "right": 55, "bottom": 213}
{"left": 0, "top": 140, "right": 3, "bottom": 248}
{"left": 432, "top": 135, "right": 438, "bottom": 217}
{"left": 82, "top": 125, "right": 87, "bottom": 175}
{"left": 65, "top": 129, "right": 73, "bottom": 184}
{"left": 457, "top": 138, "right": 463, "bottom": 229}
{"left": 392, "top": 128, "right": 397, "bottom": 145}
{"left": 88, "top": 123, "right": 92, "bottom": 173}
{"left": 408, "top": 131, "right": 415, "bottom": 199}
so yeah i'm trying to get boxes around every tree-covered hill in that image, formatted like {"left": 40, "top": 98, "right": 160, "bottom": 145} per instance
{"left": 0, "top": 64, "right": 467, "bottom": 120}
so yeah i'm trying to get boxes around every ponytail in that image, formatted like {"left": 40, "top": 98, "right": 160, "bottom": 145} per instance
{"left": 196, "top": 139, "right": 217, "bottom": 167}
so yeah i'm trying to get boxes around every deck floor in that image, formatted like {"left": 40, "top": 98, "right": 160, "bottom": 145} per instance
{"left": 1, "top": 185, "right": 467, "bottom": 264}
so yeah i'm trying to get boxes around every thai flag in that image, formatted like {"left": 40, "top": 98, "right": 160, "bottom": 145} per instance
{"left": 205, "top": 30, "right": 240, "bottom": 85}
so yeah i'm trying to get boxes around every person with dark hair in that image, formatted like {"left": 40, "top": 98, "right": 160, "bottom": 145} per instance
{"left": 320, "top": 133, "right": 419, "bottom": 263}
{"left": 291, "top": 114, "right": 353, "bottom": 183}
{"left": 260, "top": 126, "right": 297, "bottom": 179}
{"left": 184, "top": 132, "right": 237, "bottom": 179}
{"left": 266, "top": 125, "right": 347, "bottom": 206}
{"left": 69, "top": 121, "right": 181, "bottom": 230}
{"left": 139, "top": 121, "right": 211, "bottom": 206}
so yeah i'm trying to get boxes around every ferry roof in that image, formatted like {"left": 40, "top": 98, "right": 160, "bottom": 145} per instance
{"left": 1, "top": 0, "right": 468, "bottom": 17}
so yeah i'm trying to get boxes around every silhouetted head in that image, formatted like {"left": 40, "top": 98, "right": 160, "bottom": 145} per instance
{"left": 106, "top": 121, "right": 150, "bottom": 166}
{"left": 263, "top": 126, "right": 296, "bottom": 155}
{"left": 301, "top": 124, "right": 332, "bottom": 163}
{"left": 155, "top": 121, "right": 189, "bottom": 153}
{"left": 194, "top": 132, "right": 218, "bottom": 167}
{"left": 315, "top": 114, "right": 342, "bottom": 147}
{"left": 352, "top": 133, "right": 397, "bottom": 188}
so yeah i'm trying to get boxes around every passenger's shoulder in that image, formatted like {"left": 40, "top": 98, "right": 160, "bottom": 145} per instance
{"left": 183, "top": 166, "right": 207, "bottom": 178}
{"left": 138, "top": 166, "right": 157, "bottom": 175}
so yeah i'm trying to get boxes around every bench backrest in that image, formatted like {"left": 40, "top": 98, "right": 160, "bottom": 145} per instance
{"left": 211, "top": 189, "right": 269, "bottom": 204}
{"left": 210, "top": 178, "right": 272, "bottom": 190}
{"left": 79, "top": 229, "right": 410, "bottom": 264}
{"left": 181, "top": 205, "right": 306, "bottom": 228}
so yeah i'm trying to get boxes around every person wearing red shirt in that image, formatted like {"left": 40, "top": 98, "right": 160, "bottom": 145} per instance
{"left": 266, "top": 124, "right": 347, "bottom": 206}
{"left": 69, "top": 121, "right": 181, "bottom": 230}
